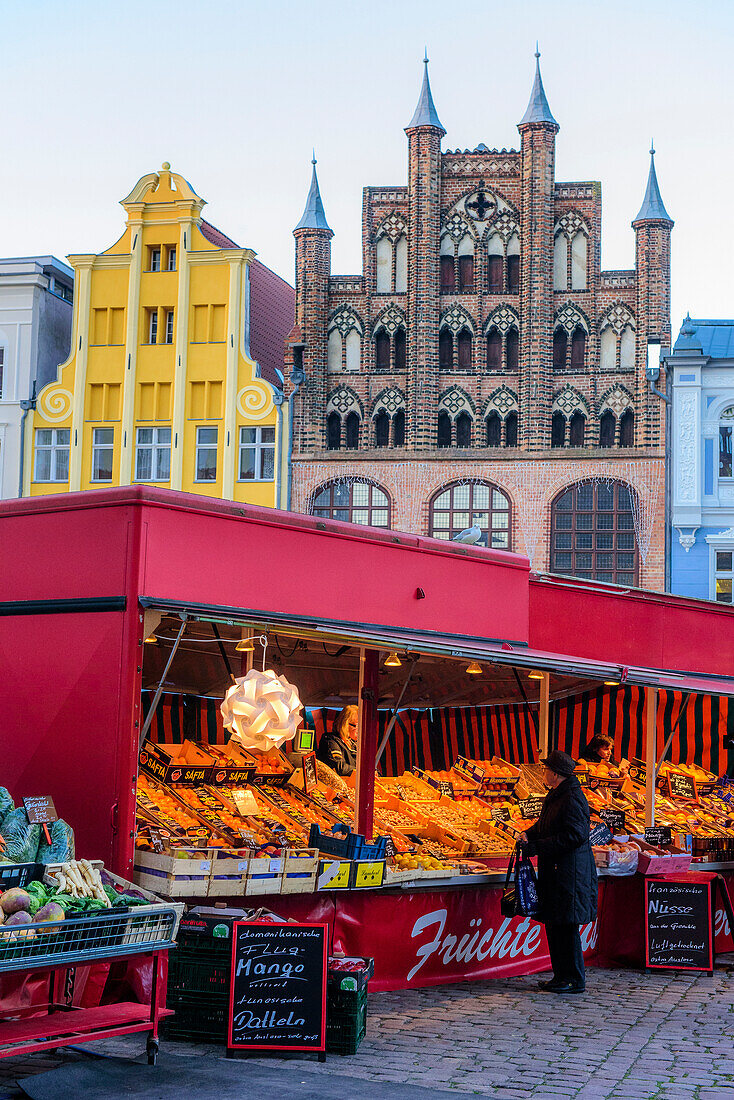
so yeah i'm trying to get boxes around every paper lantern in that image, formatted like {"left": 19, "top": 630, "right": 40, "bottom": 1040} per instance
{"left": 220, "top": 669, "right": 303, "bottom": 751}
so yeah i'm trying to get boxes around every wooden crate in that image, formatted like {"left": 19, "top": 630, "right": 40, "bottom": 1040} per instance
{"left": 207, "top": 851, "right": 250, "bottom": 897}
{"left": 281, "top": 849, "right": 318, "bottom": 894}
{"left": 132, "top": 849, "right": 213, "bottom": 897}
{"left": 244, "top": 855, "right": 284, "bottom": 896}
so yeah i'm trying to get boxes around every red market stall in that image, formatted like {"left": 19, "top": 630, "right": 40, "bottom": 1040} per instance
{"left": 2, "top": 487, "right": 734, "bottom": 993}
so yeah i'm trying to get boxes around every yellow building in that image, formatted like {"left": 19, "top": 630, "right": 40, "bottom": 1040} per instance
{"left": 26, "top": 164, "right": 292, "bottom": 505}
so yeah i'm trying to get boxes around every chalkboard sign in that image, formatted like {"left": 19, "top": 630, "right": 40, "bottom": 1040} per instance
{"left": 438, "top": 781, "right": 455, "bottom": 799}
{"left": 228, "top": 921, "right": 328, "bottom": 1052}
{"left": 645, "top": 826, "right": 673, "bottom": 847}
{"left": 589, "top": 821, "right": 614, "bottom": 846}
{"left": 667, "top": 773, "right": 698, "bottom": 802}
{"left": 23, "top": 796, "right": 57, "bottom": 825}
{"left": 492, "top": 806, "right": 511, "bottom": 823}
{"left": 600, "top": 808, "right": 626, "bottom": 833}
{"left": 645, "top": 878, "right": 713, "bottom": 971}
{"left": 519, "top": 796, "right": 545, "bottom": 819}
{"left": 302, "top": 753, "right": 318, "bottom": 795}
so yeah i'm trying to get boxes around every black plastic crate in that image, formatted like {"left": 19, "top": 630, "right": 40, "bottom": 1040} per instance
{"left": 328, "top": 985, "right": 367, "bottom": 1014}
{"left": 168, "top": 953, "right": 231, "bottom": 996}
{"left": 162, "top": 991, "right": 229, "bottom": 1042}
{"left": 326, "top": 1003, "right": 367, "bottom": 1054}
{"left": 0, "top": 863, "right": 44, "bottom": 890}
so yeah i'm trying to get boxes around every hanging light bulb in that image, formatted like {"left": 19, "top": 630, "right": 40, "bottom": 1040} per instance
{"left": 235, "top": 629, "right": 255, "bottom": 653}
{"left": 604, "top": 678, "right": 621, "bottom": 687}
{"left": 527, "top": 669, "right": 544, "bottom": 680}
{"left": 144, "top": 634, "right": 158, "bottom": 645}
{"left": 466, "top": 660, "right": 482, "bottom": 675}
{"left": 384, "top": 652, "right": 402, "bottom": 668}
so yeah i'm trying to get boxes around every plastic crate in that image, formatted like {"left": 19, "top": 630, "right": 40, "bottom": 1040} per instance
{"left": 0, "top": 863, "right": 44, "bottom": 890}
{"left": 326, "top": 986, "right": 367, "bottom": 1054}
{"left": 168, "top": 952, "right": 231, "bottom": 996}
{"left": 308, "top": 824, "right": 388, "bottom": 861}
{"left": 162, "top": 991, "right": 229, "bottom": 1043}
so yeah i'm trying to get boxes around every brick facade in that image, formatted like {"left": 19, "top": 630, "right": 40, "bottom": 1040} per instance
{"left": 286, "top": 58, "right": 671, "bottom": 591}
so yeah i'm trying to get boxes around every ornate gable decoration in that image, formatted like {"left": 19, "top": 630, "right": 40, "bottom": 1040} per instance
{"left": 373, "top": 304, "right": 405, "bottom": 336}
{"left": 443, "top": 212, "right": 473, "bottom": 241}
{"left": 599, "top": 384, "right": 634, "bottom": 416}
{"left": 372, "top": 387, "right": 405, "bottom": 415}
{"left": 376, "top": 211, "right": 407, "bottom": 242}
{"left": 439, "top": 387, "right": 475, "bottom": 415}
{"left": 553, "top": 386, "right": 589, "bottom": 416}
{"left": 485, "top": 304, "right": 519, "bottom": 335}
{"left": 328, "top": 306, "right": 364, "bottom": 337}
{"left": 555, "top": 210, "right": 590, "bottom": 238}
{"left": 488, "top": 211, "right": 520, "bottom": 244}
{"left": 600, "top": 303, "right": 636, "bottom": 334}
{"left": 555, "top": 302, "right": 589, "bottom": 334}
{"left": 327, "top": 386, "right": 363, "bottom": 416}
{"left": 485, "top": 386, "right": 518, "bottom": 416}
{"left": 440, "top": 305, "right": 475, "bottom": 335}
{"left": 443, "top": 187, "right": 513, "bottom": 241}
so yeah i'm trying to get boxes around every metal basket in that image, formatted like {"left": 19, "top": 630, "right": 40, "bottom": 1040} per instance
{"left": 0, "top": 906, "right": 179, "bottom": 973}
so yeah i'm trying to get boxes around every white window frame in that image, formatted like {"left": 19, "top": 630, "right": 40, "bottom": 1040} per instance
{"left": 167, "top": 246, "right": 176, "bottom": 272}
{"left": 706, "top": 532, "right": 734, "bottom": 603}
{"left": 91, "top": 427, "right": 114, "bottom": 483}
{"left": 150, "top": 248, "right": 161, "bottom": 273}
{"left": 33, "top": 428, "right": 70, "bottom": 483}
{"left": 148, "top": 310, "right": 158, "bottom": 344}
{"left": 718, "top": 407, "right": 734, "bottom": 481}
{"left": 238, "top": 425, "right": 275, "bottom": 482}
{"left": 135, "top": 426, "right": 171, "bottom": 482}
{"left": 194, "top": 426, "right": 218, "bottom": 482}
{"left": 0, "top": 345, "right": 4, "bottom": 399}
{"left": 165, "top": 310, "right": 174, "bottom": 344}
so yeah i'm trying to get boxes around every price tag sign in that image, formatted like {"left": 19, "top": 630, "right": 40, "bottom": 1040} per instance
{"left": 149, "top": 829, "right": 165, "bottom": 853}
{"left": 645, "top": 878, "right": 713, "bottom": 971}
{"left": 302, "top": 752, "right": 318, "bottom": 795}
{"left": 23, "top": 796, "right": 58, "bottom": 844}
{"left": 600, "top": 808, "right": 626, "bottom": 833}
{"left": 589, "top": 821, "right": 614, "bottom": 846}
{"left": 492, "top": 806, "right": 511, "bottom": 823}
{"left": 667, "top": 773, "right": 698, "bottom": 803}
{"left": 438, "top": 781, "right": 455, "bottom": 799}
{"left": 519, "top": 797, "right": 545, "bottom": 819}
{"left": 645, "top": 826, "right": 673, "bottom": 848}
{"left": 233, "top": 790, "right": 260, "bottom": 817}
{"left": 23, "top": 796, "right": 58, "bottom": 825}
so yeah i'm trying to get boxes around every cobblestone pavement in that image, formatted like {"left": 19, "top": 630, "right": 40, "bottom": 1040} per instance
{"left": 1, "top": 963, "right": 733, "bottom": 1099}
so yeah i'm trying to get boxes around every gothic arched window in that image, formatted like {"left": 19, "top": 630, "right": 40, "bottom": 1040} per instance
{"left": 486, "top": 328, "right": 501, "bottom": 370}
{"left": 457, "top": 330, "right": 473, "bottom": 370}
{"left": 345, "top": 411, "right": 360, "bottom": 449}
{"left": 505, "top": 411, "right": 518, "bottom": 447}
{"left": 599, "top": 410, "right": 616, "bottom": 448}
{"left": 570, "top": 327, "right": 586, "bottom": 370}
{"left": 553, "top": 329, "right": 568, "bottom": 370}
{"left": 327, "top": 412, "right": 341, "bottom": 450}
{"left": 569, "top": 412, "right": 586, "bottom": 447}
{"left": 455, "top": 411, "right": 472, "bottom": 447}
{"left": 550, "top": 481, "right": 638, "bottom": 585}
{"left": 551, "top": 412, "right": 566, "bottom": 448}
{"left": 506, "top": 328, "right": 519, "bottom": 371}
{"left": 374, "top": 410, "right": 390, "bottom": 448}
{"left": 437, "top": 411, "right": 451, "bottom": 448}
{"left": 619, "top": 409, "right": 634, "bottom": 447}
{"left": 507, "top": 254, "right": 520, "bottom": 294}
{"left": 375, "top": 330, "right": 390, "bottom": 370}
{"left": 311, "top": 479, "right": 391, "bottom": 528}
{"left": 439, "top": 329, "right": 453, "bottom": 369}
{"left": 394, "top": 328, "right": 406, "bottom": 370}
{"left": 429, "top": 480, "right": 512, "bottom": 549}
{"left": 393, "top": 409, "right": 405, "bottom": 447}
{"left": 486, "top": 412, "right": 501, "bottom": 446}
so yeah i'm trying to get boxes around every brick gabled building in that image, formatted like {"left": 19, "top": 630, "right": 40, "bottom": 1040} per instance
{"left": 287, "top": 54, "right": 672, "bottom": 590}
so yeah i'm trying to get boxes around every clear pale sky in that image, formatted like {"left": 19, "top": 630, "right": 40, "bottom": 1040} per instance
{"left": 2, "top": 0, "right": 732, "bottom": 335}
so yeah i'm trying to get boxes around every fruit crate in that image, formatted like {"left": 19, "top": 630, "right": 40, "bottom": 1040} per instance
{"left": 308, "top": 824, "right": 388, "bottom": 861}
{"left": 0, "top": 863, "right": 44, "bottom": 890}
{"left": 326, "top": 985, "right": 367, "bottom": 1055}
{"left": 133, "top": 849, "right": 213, "bottom": 897}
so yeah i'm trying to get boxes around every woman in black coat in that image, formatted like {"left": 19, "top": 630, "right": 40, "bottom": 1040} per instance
{"left": 520, "top": 749, "right": 597, "bottom": 994}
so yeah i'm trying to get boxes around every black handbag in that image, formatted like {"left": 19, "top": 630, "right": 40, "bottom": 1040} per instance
{"left": 501, "top": 844, "right": 541, "bottom": 918}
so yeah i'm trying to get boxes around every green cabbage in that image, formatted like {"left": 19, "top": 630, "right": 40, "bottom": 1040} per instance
{"left": 0, "top": 808, "right": 40, "bottom": 864}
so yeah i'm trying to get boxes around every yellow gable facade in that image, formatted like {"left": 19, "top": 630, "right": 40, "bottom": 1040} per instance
{"left": 26, "top": 164, "right": 286, "bottom": 505}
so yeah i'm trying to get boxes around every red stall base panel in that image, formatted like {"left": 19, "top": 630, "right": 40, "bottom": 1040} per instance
{"left": 0, "top": 951, "right": 172, "bottom": 1064}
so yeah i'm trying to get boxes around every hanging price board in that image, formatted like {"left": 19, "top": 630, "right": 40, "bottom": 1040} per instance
{"left": 518, "top": 797, "right": 545, "bottom": 819}
{"left": 600, "top": 808, "right": 626, "bottom": 833}
{"left": 667, "top": 773, "right": 698, "bottom": 803}
{"left": 302, "top": 752, "right": 318, "bottom": 795}
{"left": 645, "top": 826, "right": 673, "bottom": 848}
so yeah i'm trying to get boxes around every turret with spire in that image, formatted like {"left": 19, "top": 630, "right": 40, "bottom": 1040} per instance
{"left": 633, "top": 143, "right": 673, "bottom": 447}
{"left": 405, "top": 52, "right": 445, "bottom": 449}
{"left": 292, "top": 154, "right": 333, "bottom": 451}
{"left": 517, "top": 47, "right": 559, "bottom": 450}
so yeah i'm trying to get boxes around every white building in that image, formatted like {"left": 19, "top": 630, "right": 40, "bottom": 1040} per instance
{"left": 667, "top": 316, "right": 734, "bottom": 602}
{"left": 0, "top": 258, "right": 73, "bottom": 498}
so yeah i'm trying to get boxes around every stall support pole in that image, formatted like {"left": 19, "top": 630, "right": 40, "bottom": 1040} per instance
{"left": 538, "top": 672, "right": 550, "bottom": 758}
{"left": 355, "top": 648, "right": 379, "bottom": 841}
{"left": 645, "top": 687, "right": 658, "bottom": 827}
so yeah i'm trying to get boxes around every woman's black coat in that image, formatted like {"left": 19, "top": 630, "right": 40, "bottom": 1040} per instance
{"left": 524, "top": 775, "right": 598, "bottom": 925}
{"left": 316, "top": 731, "right": 356, "bottom": 777}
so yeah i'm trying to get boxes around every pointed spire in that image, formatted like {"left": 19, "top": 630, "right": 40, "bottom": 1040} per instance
{"left": 294, "top": 153, "right": 332, "bottom": 234}
{"left": 633, "top": 143, "right": 673, "bottom": 225}
{"left": 674, "top": 313, "right": 702, "bottom": 353}
{"left": 518, "top": 46, "right": 558, "bottom": 129}
{"left": 406, "top": 51, "right": 445, "bottom": 134}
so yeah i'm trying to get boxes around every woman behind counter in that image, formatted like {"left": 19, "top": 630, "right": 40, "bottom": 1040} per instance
{"left": 317, "top": 704, "right": 358, "bottom": 777}
{"left": 581, "top": 734, "right": 629, "bottom": 772}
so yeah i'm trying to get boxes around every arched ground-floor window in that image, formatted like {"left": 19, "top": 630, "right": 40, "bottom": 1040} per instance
{"left": 550, "top": 480, "right": 638, "bottom": 585}
{"left": 429, "top": 480, "right": 512, "bottom": 549}
{"left": 310, "top": 479, "right": 391, "bottom": 528}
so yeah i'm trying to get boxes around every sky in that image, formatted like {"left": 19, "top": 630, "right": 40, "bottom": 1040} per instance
{"left": 2, "top": 0, "right": 733, "bottom": 334}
